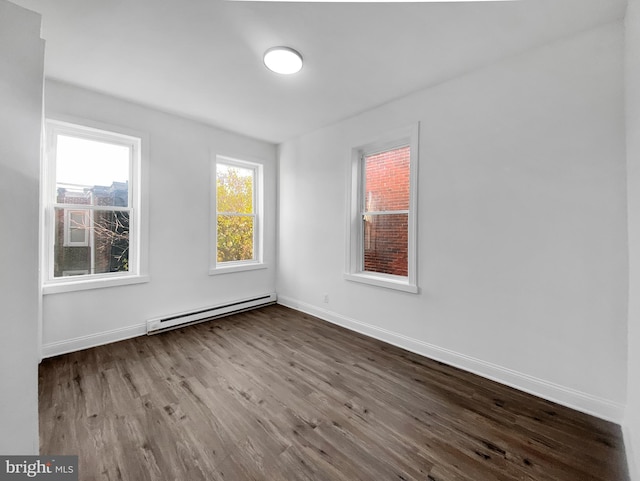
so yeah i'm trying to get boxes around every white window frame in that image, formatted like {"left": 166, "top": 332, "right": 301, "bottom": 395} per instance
{"left": 63, "top": 209, "right": 90, "bottom": 247}
{"left": 345, "top": 123, "right": 419, "bottom": 293}
{"left": 61, "top": 269, "right": 90, "bottom": 277}
{"left": 210, "top": 155, "right": 265, "bottom": 275}
{"left": 43, "top": 118, "right": 149, "bottom": 294}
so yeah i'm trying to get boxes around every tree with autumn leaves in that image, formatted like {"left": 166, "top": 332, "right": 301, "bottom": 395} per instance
{"left": 216, "top": 165, "right": 255, "bottom": 263}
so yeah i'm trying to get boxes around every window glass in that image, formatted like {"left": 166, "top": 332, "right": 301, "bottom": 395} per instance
{"left": 45, "top": 120, "right": 140, "bottom": 283}
{"left": 67, "top": 210, "right": 88, "bottom": 245}
{"left": 362, "top": 145, "right": 411, "bottom": 277}
{"left": 216, "top": 162, "right": 256, "bottom": 264}
{"left": 364, "top": 146, "right": 410, "bottom": 212}
{"left": 56, "top": 135, "right": 129, "bottom": 207}
{"left": 216, "top": 215, "right": 254, "bottom": 262}
{"left": 363, "top": 213, "right": 408, "bottom": 276}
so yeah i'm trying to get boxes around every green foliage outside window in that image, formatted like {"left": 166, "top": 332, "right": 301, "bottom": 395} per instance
{"left": 216, "top": 165, "right": 254, "bottom": 263}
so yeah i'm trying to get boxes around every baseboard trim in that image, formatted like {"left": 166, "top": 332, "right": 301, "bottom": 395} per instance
{"left": 41, "top": 323, "right": 147, "bottom": 358}
{"left": 40, "top": 296, "right": 626, "bottom": 423}
{"left": 277, "top": 295, "right": 625, "bottom": 423}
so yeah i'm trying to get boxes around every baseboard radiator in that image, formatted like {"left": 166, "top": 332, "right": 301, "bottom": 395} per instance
{"left": 146, "top": 293, "right": 277, "bottom": 335}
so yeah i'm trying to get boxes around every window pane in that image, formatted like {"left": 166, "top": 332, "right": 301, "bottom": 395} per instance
{"left": 56, "top": 135, "right": 130, "bottom": 207}
{"left": 217, "top": 215, "right": 254, "bottom": 262}
{"left": 54, "top": 207, "right": 130, "bottom": 277}
{"left": 364, "top": 146, "right": 410, "bottom": 212}
{"left": 363, "top": 213, "right": 408, "bottom": 277}
{"left": 69, "top": 227, "right": 85, "bottom": 244}
{"left": 68, "top": 211, "right": 88, "bottom": 244}
{"left": 216, "top": 164, "right": 254, "bottom": 214}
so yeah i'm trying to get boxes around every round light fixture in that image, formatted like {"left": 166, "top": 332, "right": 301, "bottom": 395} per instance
{"left": 263, "top": 47, "right": 303, "bottom": 75}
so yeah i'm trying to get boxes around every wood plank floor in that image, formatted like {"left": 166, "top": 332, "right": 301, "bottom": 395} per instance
{"left": 39, "top": 305, "right": 629, "bottom": 481}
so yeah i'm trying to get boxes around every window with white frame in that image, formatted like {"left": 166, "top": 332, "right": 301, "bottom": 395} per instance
{"left": 210, "top": 156, "right": 264, "bottom": 274}
{"left": 44, "top": 119, "right": 145, "bottom": 291}
{"left": 63, "top": 209, "right": 90, "bottom": 247}
{"left": 345, "top": 124, "right": 419, "bottom": 293}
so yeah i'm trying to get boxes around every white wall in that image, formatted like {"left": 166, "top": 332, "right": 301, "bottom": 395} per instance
{"left": 0, "top": 0, "right": 43, "bottom": 454}
{"left": 626, "top": 0, "right": 640, "bottom": 477}
{"left": 42, "top": 80, "right": 277, "bottom": 355}
{"left": 277, "top": 22, "right": 628, "bottom": 422}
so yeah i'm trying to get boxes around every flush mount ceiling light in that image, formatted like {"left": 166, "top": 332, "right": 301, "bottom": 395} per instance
{"left": 237, "top": 0, "right": 513, "bottom": 2}
{"left": 263, "top": 47, "right": 303, "bottom": 75}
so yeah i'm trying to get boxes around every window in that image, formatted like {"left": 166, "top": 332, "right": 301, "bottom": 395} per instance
{"left": 346, "top": 124, "right": 419, "bottom": 293}
{"left": 210, "top": 156, "right": 264, "bottom": 274}
{"left": 64, "top": 209, "right": 89, "bottom": 247}
{"left": 44, "top": 119, "right": 147, "bottom": 293}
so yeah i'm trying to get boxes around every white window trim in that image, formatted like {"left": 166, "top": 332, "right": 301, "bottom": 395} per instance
{"left": 61, "top": 270, "right": 89, "bottom": 276}
{"left": 63, "top": 209, "right": 90, "bottom": 247}
{"left": 209, "top": 155, "right": 265, "bottom": 275}
{"left": 42, "top": 116, "right": 150, "bottom": 294}
{"left": 345, "top": 123, "right": 419, "bottom": 293}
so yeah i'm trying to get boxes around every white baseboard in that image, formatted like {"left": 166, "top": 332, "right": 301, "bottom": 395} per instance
{"left": 40, "top": 296, "right": 626, "bottom": 423}
{"left": 277, "top": 295, "right": 625, "bottom": 424}
{"left": 41, "top": 323, "right": 147, "bottom": 358}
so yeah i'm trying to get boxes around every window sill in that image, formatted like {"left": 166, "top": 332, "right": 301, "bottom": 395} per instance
{"left": 344, "top": 272, "right": 418, "bottom": 294}
{"left": 209, "top": 262, "right": 268, "bottom": 276}
{"left": 43, "top": 274, "right": 150, "bottom": 295}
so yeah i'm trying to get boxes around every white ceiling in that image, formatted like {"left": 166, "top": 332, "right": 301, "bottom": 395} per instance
{"left": 11, "top": 0, "right": 627, "bottom": 143}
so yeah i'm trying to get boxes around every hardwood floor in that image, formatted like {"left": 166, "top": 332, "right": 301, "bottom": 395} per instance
{"left": 39, "top": 305, "right": 629, "bottom": 481}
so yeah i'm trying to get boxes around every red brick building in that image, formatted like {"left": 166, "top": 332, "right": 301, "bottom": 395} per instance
{"left": 363, "top": 146, "right": 410, "bottom": 277}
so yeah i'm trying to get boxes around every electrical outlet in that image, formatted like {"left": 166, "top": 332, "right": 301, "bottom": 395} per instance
{"left": 323, "top": 293, "right": 329, "bottom": 303}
